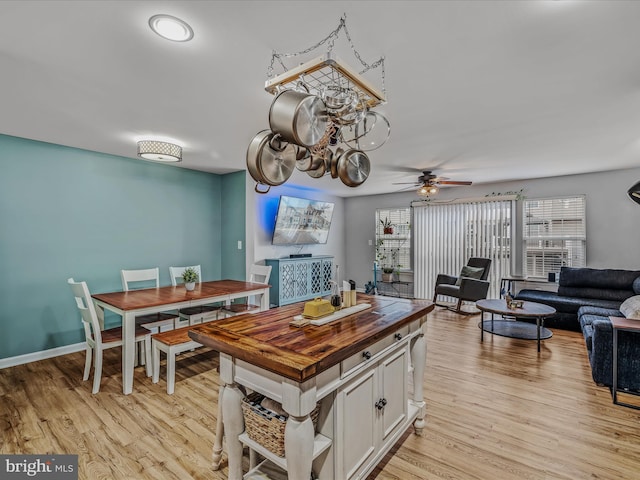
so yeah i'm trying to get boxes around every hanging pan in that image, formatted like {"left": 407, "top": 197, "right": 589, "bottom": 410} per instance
{"left": 246, "top": 130, "right": 296, "bottom": 193}
{"left": 335, "top": 148, "right": 370, "bottom": 187}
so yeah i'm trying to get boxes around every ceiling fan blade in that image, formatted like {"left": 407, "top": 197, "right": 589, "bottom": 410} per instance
{"left": 438, "top": 180, "right": 473, "bottom": 185}
{"left": 392, "top": 182, "right": 421, "bottom": 185}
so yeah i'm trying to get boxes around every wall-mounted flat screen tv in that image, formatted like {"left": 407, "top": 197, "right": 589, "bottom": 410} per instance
{"left": 272, "top": 195, "right": 335, "bottom": 245}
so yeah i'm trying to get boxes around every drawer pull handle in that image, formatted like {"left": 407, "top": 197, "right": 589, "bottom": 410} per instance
{"left": 375, "top": 398, "right": 387, "bottom": 410}
{"left": 362, "top": 351, "right": 372, "bottom": 360}
{"left": 394, "top": 333, "right": 402, "bottom": 340}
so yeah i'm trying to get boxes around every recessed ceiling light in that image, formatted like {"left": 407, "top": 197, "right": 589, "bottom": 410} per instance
{"left": 148, "top": 14, "right": 194, "bottom": 42}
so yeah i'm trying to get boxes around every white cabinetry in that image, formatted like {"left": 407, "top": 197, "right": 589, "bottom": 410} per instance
{"left": 336, "top": 346, "right": 408, "bottom": 479}
{"left": 237, "top": 322, "right": 424, "bottom": 480}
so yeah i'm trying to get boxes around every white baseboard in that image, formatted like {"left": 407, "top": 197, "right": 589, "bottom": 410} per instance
{"left": 0, "top": 342, "right": 86, "bottom": 369}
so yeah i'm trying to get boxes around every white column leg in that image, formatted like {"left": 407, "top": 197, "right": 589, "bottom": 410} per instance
{"left": 122, "top": 312, "right": 135, "bottom": 395}
{"left": 152, "top": 341, "right": 161, "bottom": 384}
{"left": 260, "top": 288, "right": 269, "bottom": 311}
{"left": 221, "top": 383, "right": 245, "bottom": 480}
{"left": 144, "top": 338, "right": 152, "bottom": 377}
{"left": 83, "top": 346, "right": 92, "bottom": 381}
{"left": 92, "top": 347, "right": 103, "bottom": 394}
{"left": 410, "top": 326, "right": 427, "bottom": 436}
{"left": 167, "top": 346, "right": 176, "bottom": 395}
{"left": 284, "top": 414, "right": 314, "bottom": 480}
{"left": 212, "top": 384, "right": 226, "bottom": 470}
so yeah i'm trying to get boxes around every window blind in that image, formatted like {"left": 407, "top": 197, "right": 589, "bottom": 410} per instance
{"left": 413, "top": 199, "right": 514, "bottom": 301}
{"left": 523, "top": 196, "right": 586, "bottom": 278}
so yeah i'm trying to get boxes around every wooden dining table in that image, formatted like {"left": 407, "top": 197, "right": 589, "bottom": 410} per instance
{"left": 91, "top": 279, "right": 270, "bottom": 394}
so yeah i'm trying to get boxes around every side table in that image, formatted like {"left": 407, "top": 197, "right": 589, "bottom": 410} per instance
{"left": 609, "top": 316, "right": 640, "bottom": 409}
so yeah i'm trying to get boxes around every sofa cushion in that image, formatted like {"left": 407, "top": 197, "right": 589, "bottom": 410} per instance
{"left": 515, "top": 290, "right": 622, "bottom": 314}
{"left": 577, "top": 305, "right": 621, "bottom": 320}
{"left": 558, "top": 267, "right": 640, "bottom": 301}
{"left": 620, "top": 295, "right": 640, "bottom": 319}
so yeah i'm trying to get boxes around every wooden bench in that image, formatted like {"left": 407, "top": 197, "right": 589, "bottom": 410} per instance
{"left": 152, "top": 324, "right": 209, "bottom": 394}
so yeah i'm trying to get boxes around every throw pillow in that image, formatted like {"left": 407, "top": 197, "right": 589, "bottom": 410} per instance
{"left": 455, "top": 265, "right": 485, "bottom": 286}
{"left": 620, "top": 295, "right": 640, "bottom": 320}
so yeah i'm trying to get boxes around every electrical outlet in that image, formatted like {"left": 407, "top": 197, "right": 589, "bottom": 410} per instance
{"left": 237, "top": 240, "right": 242, "bottom": 250}
{"left": 368, "top": 239, "right": 373, "bottom": 246}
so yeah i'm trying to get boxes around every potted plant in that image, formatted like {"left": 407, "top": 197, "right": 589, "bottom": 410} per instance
{"left": 182, "top": 267, "right": 199, "bottom": 291}
{"left": 380, "top": 217, "right": 394, "bottom": 235}
{"left": 381, "top": 266, "right": 395, "bottom": 282}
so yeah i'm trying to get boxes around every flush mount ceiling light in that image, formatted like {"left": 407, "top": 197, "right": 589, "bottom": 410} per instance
{"left": 148, "top": 14, "right": 194, "bottom": 42}
{"left": 137, "top": 140, "right": 182, "bottom": 162}
{"left": 417, "top": 184, "right": 439, "bottom": 197}
{"left": 628, "top": 180, "right": 640, "bottom": 205}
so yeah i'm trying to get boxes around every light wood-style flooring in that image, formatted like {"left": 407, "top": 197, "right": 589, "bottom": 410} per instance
{"left": 2, "top": 306, "right": 639, "bottom": 479}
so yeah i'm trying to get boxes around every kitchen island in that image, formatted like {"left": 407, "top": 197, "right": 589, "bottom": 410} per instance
{"left": 189, "top": 294, "right": 434, "bottom": 480}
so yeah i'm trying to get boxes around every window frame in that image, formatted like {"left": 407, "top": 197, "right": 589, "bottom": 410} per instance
{"left": 522, "top": 195, "right": 586, "bottom": 279}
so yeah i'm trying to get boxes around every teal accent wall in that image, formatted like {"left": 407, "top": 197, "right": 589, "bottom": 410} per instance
{"left": 220, "top": 171, "right": 246, "bottom": 280}
{"left": 0, "top": 134, "right": 244, "bottom": 359}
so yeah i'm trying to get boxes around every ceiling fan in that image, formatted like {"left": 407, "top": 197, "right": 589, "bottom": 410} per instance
{"left": 393, "top": 170, "right": 472, "bottom": 197}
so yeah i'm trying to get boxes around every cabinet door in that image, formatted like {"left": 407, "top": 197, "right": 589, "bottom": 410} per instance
{"left": 279, "top": 262, "right": 297, "bottom": 304}
{"left": 294, "top": 260, "right": 309, "bottom": 299}
{"left": 336, "top": 368, "right": 377, "bottom": 480}
{"left": 321, "top": 258, "right": 334, "bottom": 295}
{"left": 379, "top": 347, "right": 408, "bottom": 444}
{"left": 309, "top": 259, "right": 324, "bottom": 295}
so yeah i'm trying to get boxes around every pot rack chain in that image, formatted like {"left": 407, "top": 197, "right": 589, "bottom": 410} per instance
{"left": 266, "top": 14, "right": 386, "bottom": 96}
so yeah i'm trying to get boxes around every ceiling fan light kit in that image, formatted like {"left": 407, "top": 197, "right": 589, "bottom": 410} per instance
{"left": 247, "top": 14, "right": 389, "bottom": 193}
{"left": 417, "top": 184, "right": 439, "bottom": 197}
{"left": 393, "top": 170, "right": 473, "bottom": 197}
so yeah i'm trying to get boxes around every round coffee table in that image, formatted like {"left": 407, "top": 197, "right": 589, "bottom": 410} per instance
{"left": 475, "top": 299, "right": 556, "bottom": 352}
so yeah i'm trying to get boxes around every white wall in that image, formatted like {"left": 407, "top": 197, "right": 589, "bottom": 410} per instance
{"left": 246, "top": 177, "right": 346, "bottom": 279}
{"left": 344, "top": 166, "right": 640, "bottom": 294}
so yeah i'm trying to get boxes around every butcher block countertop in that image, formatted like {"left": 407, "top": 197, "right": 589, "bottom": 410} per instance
{"left": 188, "top": 294, "right": 434, "bottom": 382}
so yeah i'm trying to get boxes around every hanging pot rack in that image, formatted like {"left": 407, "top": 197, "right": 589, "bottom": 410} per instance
{"left": 248, "top": 14, "right": 389, "bottom": 193}
{"left": 264, "top": 52, "right": 386, "bottom": 109}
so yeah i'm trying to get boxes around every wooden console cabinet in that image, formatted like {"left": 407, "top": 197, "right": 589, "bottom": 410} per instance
{"left": 265, "top": 256, "right": 334, "bottom": 306}
{"left": 189, "top": 295, "right": 434, "bottom": 480}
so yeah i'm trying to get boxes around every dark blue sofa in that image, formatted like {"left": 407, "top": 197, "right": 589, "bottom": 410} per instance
{"left": 516, "top": 267, "right": 640, "bottom": 390}
{"left": 515, "top": 267, "right": 640, "bottom": 331}
{"left": 578, "top": 305, "right": 640, "bottom": 390}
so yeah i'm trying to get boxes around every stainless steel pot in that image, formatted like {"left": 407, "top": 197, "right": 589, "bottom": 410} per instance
{"left": 296, "top": 152, "right": 324, "bottom": 172}
{"left": 269, "top": 90, "right": 329, "bottom": 147}
{"left": 246, "top": 130, "right": 296, "bottom": 193}
{"left": 336, "top": 148, "right": 370, "bottom": 187}
{"left": 306, "top": 148, "right": 332, "bottom": 178}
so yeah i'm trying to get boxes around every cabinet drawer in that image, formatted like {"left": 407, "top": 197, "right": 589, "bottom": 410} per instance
{"left": 341, "top": 326, "right": 409, "bottom": 378}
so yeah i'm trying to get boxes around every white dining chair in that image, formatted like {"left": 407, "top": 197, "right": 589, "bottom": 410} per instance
{"left": 68, "top": 278, "right": 152, "bottom": 394}
{"left": 120, "top": 267, "right": 179, "bottom": 332}
{"left": 220, "top": 264, "right": 272, "bottom": 317}
{"left": 169, "top": 265, "right": 221, "bottom": 326}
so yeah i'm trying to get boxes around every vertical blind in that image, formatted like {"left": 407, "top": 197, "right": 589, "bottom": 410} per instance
{"left": 523, "top": 196, "right": 586, "bottom": 278}
{"left": 413, "top": 199, "right": 514, "bottom": 301}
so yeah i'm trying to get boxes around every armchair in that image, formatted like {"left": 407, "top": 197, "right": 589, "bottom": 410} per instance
{"left": 432, "top": 258, "right": 492, "bottom": 314}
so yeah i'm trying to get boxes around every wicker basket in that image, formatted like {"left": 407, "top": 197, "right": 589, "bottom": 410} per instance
{"left": 241, "top": 392, "right": 320, "bottom": 457}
